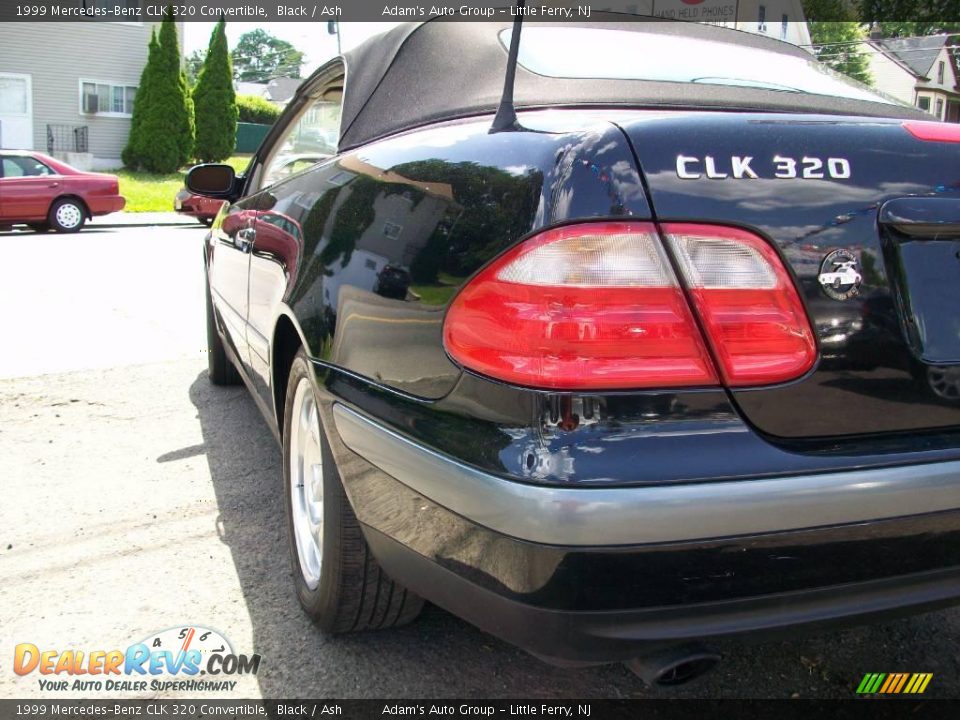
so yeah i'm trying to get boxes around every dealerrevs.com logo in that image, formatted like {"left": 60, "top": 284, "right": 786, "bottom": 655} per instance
{"left": 13, "top": 626, "right": 261, "bottom": 693}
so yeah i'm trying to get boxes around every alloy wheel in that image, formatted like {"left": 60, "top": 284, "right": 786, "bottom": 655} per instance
{"left": 289, "top": 377, "right": 324, "bottom": 589}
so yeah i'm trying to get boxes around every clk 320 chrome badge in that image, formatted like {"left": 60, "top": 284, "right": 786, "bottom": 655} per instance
{"left": 676, "top": 155, "right": 851, "bottom": 180}
{"left": 818, "top": 249, "right": 862, "bottom": 300}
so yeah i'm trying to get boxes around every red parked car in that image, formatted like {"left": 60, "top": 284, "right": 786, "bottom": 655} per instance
{"left": 174, "top": 187, "right": 224, "bottom": 226}
{"left": 174, "top": 154, "right": 323, "bottom": 226}
{"left": 0, "top": 150, "right": 125, "bottom": 233}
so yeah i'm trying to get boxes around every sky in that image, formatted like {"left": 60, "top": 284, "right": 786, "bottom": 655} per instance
{"left": 183, "top": 22, "right": 401, "bottom": 75}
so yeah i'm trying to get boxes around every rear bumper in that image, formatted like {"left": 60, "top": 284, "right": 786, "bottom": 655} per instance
{"left": 89, "top": 195, "right": 125, "bottom": 215}
{"left": 331, "top": 403, "right": 960, "bottom": 662}
{"left": 333, "top": 403, "right": 960, "bottom": 546}
{"left": 365, "top": 526, "right": 960, "bottom": 664}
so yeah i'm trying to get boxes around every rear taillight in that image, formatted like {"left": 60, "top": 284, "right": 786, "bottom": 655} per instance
{"left": 443, "top": 222, "right": 717, "bottom": 390}
{"left": 662, "top": 224, "right": 816, "bottom": 386}
{"left": 903, "top": 120, "right": 960, "bottom": 143}
{"left": 443, "top": 221, "right": 815, "bottom": 390}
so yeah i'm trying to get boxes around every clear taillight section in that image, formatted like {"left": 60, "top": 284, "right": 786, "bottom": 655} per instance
{"left": 443, "top": 221, "right": 816, "bottom": 390}
{"left": 663, "top": 224, "right": 816, "bottom": 386}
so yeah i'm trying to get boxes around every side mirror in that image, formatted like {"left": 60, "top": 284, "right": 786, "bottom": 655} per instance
{"left": 186, "top": 163, "right": 236, "bottom": 197}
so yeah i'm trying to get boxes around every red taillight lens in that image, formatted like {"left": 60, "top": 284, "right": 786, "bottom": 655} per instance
{"left": 443, "top": 221, "right": 815, "bottom": 390}
{"left": 903, "top": 120, "right": 960, "bottom": 143}
{"left": 662, "top": 224, "right": 816, "bottom": 386}
{"left": 443, "top": 222, "right": 718, "bottom": 390}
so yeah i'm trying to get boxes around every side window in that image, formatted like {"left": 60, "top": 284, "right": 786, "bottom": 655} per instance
{"left": 26, "top": 158, "right": 53, "bottom": 176}
{"left": 2, "top": 156, "right": 53, "bottom": 177}
{"left": 261, "top": 90, "right": 342, "bottom": 190}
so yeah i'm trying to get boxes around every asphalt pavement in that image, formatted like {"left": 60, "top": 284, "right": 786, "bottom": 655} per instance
{"left": 2, "top": 224, "right": 960, "bottom": 700}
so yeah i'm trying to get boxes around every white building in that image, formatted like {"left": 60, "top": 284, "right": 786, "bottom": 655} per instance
{"left": 0, "top": 15, "right": 185, "bottom": 168}
{"left": 235, "top": 77, "right": 302, "bottom": 108}
{"left": 864, "top": 35, "right": 960, "bottom": 122}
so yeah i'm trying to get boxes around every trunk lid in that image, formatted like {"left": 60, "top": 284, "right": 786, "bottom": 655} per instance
{"left": 619, "top": 111, "right": 960, "bottom": 438}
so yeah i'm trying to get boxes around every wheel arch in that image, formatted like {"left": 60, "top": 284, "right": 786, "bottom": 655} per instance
{"left": 55, "top": 193, "right": 93, "bottom": 220}
{"left": 272, "top": 308, "right": 310, "bottom": 437}
{"left": 51, "top": 194, "right": 92, "bottom": 219}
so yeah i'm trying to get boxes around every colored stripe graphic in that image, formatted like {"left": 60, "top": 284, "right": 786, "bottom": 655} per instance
{"left": 878, "top": 674, "right": 897, "bottom": 693}
{"left": 904, "top": 674, "right": 920, "bottom": 693}
{"left": 893, "top": 673, "right": 909, "bottom": 693}
{"left": 857, "top": 673, "right": 932, "bottom": 694}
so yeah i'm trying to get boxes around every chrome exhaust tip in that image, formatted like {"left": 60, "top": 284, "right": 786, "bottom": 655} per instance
{"left": 625, "top": 643, "right": 721, "bottom": 687}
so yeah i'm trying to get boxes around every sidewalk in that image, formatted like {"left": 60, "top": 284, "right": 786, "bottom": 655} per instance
{"left": 90, "top": 211, "right": 198, "bottom": 228}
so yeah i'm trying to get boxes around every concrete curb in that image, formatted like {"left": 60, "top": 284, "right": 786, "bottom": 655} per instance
{"left": 90, "top": 212, "right": 200, "bottom": 228}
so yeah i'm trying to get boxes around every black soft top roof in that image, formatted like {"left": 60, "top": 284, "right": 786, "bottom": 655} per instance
{"left": 333, "top": 15, "right": 922, "bottom": 151}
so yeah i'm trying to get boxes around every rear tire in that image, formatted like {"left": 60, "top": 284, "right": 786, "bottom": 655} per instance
{"left": 48, "top": 198, "right": 86, "bottom": 233}
{"left": 205, "top": 273, "right": 241, "bottom": 386}
{"left": 283, "top": 349, "right": 424, "bottom": 633}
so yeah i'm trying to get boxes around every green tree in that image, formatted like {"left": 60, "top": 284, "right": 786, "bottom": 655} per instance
{"left": 236, "top": 94, "right": 282, "bottom": 124}
{"left": 122, "top": 28, "right": 160, "bottom": 168}
{"left": 193, "top": 19, "right": 237, "bottom": 162}
{"left": 874, "top": 21, "right": 960, "bottom": 36}
{"left": 231, "top": 29, "right": 304, "bottom": 82}
{"left": 804, "top": 1, "right": 873, "bottom": 84}
{"left": 186, "top": 48, "right": 206, "bottom": 85}
{"left": 131, "top": 10, "right": 194, "bottom": 172}
{"left": 859, "top": 0, "right": 960, "bottom": 32}
{"left": 809, "top": 21, "right": 874, "bottom": 84}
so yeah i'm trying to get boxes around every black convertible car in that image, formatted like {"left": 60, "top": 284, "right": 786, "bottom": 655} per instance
{"left": 189, "top": 18, "right": 960, "bottom": 684}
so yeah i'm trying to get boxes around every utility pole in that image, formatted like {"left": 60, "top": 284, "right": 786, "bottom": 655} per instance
{"left": 328, "top": 21, "right": 341, "bottom": 56}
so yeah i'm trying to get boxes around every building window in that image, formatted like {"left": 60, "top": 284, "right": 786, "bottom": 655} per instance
{"left": 781, "top": 15, "right": 789, "bottom": 40}
{"left": 918, "top": 96, "right": 931, "bottom": 111}
{"left": 939, "top": 61, "right": 946, "bottom": 84}
{"left": 80, "top": 81, "right": 136, "bottom": 116}
{"left": 936, "top": 98, "right": 945, "bottom": 118}
{"left": 383, "top": 221, "right": 403, "bottom": 241}
{"left": 758, "top": 5, "right": 766, "bottom": 32}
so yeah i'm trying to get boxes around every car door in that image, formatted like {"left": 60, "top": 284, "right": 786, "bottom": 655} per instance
{"left": 242, "top": 73, "right": 342, "bottom": 409}
{"left": 0, "top": 155, "right": 59, "bottom": 221}
{"left": 208, "top": 198, "right": 258, "bottom": 370}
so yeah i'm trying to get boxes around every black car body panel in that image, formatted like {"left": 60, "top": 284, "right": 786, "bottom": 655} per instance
{"left": 216, "top": 115, "right": 651, "bottom": 405}
{"left": 200, "top": 19, "right": 960, "bottom": 664}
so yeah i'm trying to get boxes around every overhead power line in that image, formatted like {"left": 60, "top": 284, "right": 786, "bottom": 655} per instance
{"left": 803, "top": 33, "right": 959, "bottom": 50}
